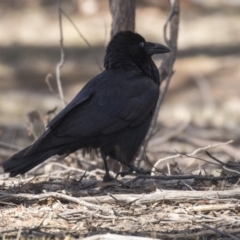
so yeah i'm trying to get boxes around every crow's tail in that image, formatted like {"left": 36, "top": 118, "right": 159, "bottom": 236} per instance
{"left": 1, "top": 145, "right": 59, "bottom": 177}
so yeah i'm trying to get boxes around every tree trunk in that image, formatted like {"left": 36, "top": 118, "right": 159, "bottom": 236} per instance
{"left": 109, "top": 0, "right": 136, "bottom": 38}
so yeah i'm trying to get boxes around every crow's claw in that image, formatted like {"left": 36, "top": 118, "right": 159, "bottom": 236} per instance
{"left": 116, "top": 164, "right": 151, "bottom": 179}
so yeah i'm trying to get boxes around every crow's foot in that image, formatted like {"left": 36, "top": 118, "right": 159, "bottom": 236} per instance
{"left": 116, "top": 164, "right": 151, "bottom": 178}
{"left": 103, "top": 173, "right": 115, "bottom": 182}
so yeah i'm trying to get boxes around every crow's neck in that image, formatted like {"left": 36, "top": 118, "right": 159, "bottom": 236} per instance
{"left": 104, "top": 57, "right": 160, "bottom": 86}
{"left": 137, "top": 58, "right": 160, "bottom": 86}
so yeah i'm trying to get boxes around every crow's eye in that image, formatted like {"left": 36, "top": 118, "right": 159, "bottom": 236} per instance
{"left": 139, "top": 42, "right": 144, "bottom": 48}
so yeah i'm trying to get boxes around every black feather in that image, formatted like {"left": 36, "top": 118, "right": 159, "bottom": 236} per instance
{"left": 1, "top": 31, "right": 170, "bottom": 180}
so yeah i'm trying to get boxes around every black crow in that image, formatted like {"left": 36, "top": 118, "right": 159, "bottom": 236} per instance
{"left": 2, "top": 31, "right": 170, "bottom": 181}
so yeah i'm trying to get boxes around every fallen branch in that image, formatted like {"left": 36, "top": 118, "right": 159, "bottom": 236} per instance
{"left": 186, "top": 203, "right": 238, "bottom": 212}
{"left": 152, "top": 140, "right": 233, "bottom": 173}
{"left": 78, "top": 188, "right": 240, "bottom": 205}
{"left": 2, "top": 188, "right": 240, "bottom": 206}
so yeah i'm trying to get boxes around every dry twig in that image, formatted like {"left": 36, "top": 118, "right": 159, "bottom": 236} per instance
{"left": 152, "top": 140, "right": 233, "bottom": 173}
{"left": 56, "top": 0, "right": 65, "bottom": 108}
{"left": 138, "top": 0, "right": 180, "bottom": 162}
{"left": 0, "top": 192, "right": 112, "bottom": 215}
{"left": 60, "top": 8, "right": 102, "bottom": 71}
{"left": 203, "top": 224, "right": 240, "bottom": 240}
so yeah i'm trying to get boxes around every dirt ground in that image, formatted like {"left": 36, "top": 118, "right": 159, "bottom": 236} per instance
{"left": 0, "top": 0, "right": 240, "bottom": 239}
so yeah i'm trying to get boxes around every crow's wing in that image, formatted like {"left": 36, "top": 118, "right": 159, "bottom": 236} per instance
{"left": 48, "top": 70, "right": 159, "bottom": 138}
{"left": 47, "top": 73, "right": 102, "bottom": 129}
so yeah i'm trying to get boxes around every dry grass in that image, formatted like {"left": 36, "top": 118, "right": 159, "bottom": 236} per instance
{"left": 1, "top": 109, "right": 240, "bottom": 239}
{"left": 1, "top": 136, "right": 240, "bottom": 239}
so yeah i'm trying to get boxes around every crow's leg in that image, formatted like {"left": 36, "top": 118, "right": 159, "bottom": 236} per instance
{"left": 101, "top": 153, "right": 114, "bottom": 182}
{"left": 116, "top": 163, "right": 151, "bottom": 178}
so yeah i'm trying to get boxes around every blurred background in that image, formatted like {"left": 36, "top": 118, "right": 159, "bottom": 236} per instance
{"left": 0, "top": 0, "right": 240, "bottom": 173}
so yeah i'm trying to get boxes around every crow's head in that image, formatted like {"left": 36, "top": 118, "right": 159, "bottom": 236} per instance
{"left": 104, "top": 31, "right": 170, "bottom": 69}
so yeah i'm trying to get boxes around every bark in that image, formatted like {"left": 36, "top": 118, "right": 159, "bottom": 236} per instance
{"left": 109, "top": 0, "right": 136, "bottom": 38}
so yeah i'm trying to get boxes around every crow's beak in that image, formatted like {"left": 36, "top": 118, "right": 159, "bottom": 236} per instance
{"left": 145, "top": 42, "right": 171, "bottom": 55}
